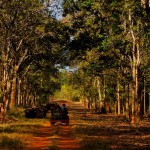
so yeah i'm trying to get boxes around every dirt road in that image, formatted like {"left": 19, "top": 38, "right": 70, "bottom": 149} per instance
{"left": 26, "top": 101, "right": 81, "bottom": 150}
{"left": 26, "top": 100, "right": 150, "bottom": 150}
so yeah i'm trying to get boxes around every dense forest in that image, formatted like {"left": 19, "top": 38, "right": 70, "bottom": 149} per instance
{"left": 0, "top": 0, "right": 150, "bottom": 124}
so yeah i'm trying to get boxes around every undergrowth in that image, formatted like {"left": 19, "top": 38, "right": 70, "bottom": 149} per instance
{"left": 0, "top": 116, "right": 47, "bottom": 149}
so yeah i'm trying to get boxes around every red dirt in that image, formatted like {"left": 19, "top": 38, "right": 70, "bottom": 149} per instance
{"left": 25, "top": 100, "right": 150, "bottom": 150}
{"left": 26, "top": 100, "right": 80, "bottom": 150}
{"left": 26, "top": 121, "right": 80, "bottom": 150}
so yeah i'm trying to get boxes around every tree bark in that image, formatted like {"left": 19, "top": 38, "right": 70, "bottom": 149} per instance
{"left": 125, "top": 83, "right": 130, "bottom": 120}
{"left": 117, "top": 80, "right": 121, "bottom": 116}
{"left": 17, "top": 79, "right": 21, "bottom": 106}
{"left": 143, "top": 77, "right": 146, "bottom": 115}
{"left": 97, "top": 77, "right": 103, "bottom": 113}
{"left": 9, "top": 65, "right": 19, "bottom": 109}
{"left": 1, "top": 45, "right": 12, "bottom": 112}
{"left": 129, "top": 9, "right": 141, "bottom": 124}
{"left": 131, "top": 37, "right": 137, "bottom": 124}
{"left": 149, "top": 93, "right": 150, "bottom": 113}
{"left": 141, "top": 0, "right": 150, "bottom": 14}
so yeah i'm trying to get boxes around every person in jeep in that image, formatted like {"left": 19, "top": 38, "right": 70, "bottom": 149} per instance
{"left": 61, "top": 103, "right": 68, "bottom": 116}
{"left": 50, "top": 103, "right": 69, "bottom": 126}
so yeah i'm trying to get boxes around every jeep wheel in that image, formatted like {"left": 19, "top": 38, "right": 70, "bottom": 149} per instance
{"left": 66, "top": 120, "right": 69, "bottom": 126}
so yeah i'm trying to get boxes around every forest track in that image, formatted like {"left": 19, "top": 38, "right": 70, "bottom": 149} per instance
{"left": 26, "top": 100, "right": 150, "bottom": 150}
{"left": 26, "top": 100, "right": 81, "bottom": 150}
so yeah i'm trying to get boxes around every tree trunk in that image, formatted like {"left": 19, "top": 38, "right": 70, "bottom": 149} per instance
{"left": 125, "top": 83, "right": 130, "bottom": 120}
{"left": 1, "top": 47, "right": 12, "bottom": 112}
{"left": 141, "top": 0, "right": 150, "bottom": 14}
{"left": 117, "top": 80, "right": 121, "bottom": 116}
{"left": 103, "top": 75, "right": 106, "bottom": 101}
{"left": 131, "top": 79, "right": 136, "bottom": 124}
{"left": 129, "top": 9, "right": 141, "bottom": 124}
{"left": 135, "top": 42, "right": 142, "bottom": 122}
{"left": 17, "top": 79, "right": 21, "bottom": 106}
{"left": 131, "top": 38, "right": 138, "bottom": 124}
{"left": 9, "top": 66, "right": 19, "bottom": 109}
{"left": 130, "top": 30, "right": 137, "bottom": 124}
{"left": 143, "top": 77, "right": 146, "bottom": 115}
{"left": 149, "top": 93, "right": 150, "bottom": 114}
{"left": 97, "top": 77, "right": 103, "bottom": 113}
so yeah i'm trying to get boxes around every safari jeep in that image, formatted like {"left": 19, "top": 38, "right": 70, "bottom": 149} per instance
{"left": 50, "top": 111, "right": 69, "bottom": 126}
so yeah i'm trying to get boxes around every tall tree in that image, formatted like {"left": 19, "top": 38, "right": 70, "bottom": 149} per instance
{"left": 0, "top": 0, "right": 69, "bottom": 111}
{"left": 62, "top": 0, "right": 150, "bottom": 122}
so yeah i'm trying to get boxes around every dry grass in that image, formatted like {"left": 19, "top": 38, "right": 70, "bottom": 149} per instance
{"left": 0, "top": 118, "right": 47, "bottom": 149}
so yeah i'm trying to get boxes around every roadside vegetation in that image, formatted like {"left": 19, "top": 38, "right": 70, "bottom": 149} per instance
{"left": 0, "top": 0, "right": 150, "bottom": 149}
{"left": 0, "top": 108, "right": 47, "bottom": 150}
{"left": 0, "top": 0, "right": 150, "bottom": 126}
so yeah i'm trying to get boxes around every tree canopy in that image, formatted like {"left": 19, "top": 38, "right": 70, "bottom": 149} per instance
{"left": 0, "top": 0, "right": 150, "bottom": 124}
{"left": 60, "top": 0, "right": 150, "bottom": 123}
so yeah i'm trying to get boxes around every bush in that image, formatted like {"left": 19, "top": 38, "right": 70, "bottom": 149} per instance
{"left": 0, "top": 136, "right": 24, "bottom": 149}
{"left": 7, "top": 107, "right": 25, "bottom": 118}
{"left": 72, "top": 96, "right": 80, "bottom": 102}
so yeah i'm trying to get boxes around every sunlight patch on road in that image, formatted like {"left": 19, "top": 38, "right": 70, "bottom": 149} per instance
{"left": 49, "top": 135, "right": 60, "bottom": 139}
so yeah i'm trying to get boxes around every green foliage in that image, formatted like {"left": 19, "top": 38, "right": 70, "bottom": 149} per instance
{"left": 72, "top": 96, "right": 80, "bottom": 102}
{"left": 80, "top": 0, "right": 92, "bottom": 8}
{"left": 61, "top": 0, "right": 150, "bottom": 117}
{"left": 0, "top": 136, "right": 24, "bottom": 150}
{"left": 7, "top": 107, "right": 25, "bottom": 119}
{"left": 0, "top": 0, "right": 70, "bottom": 109}
{"left": 54, "top": 83, "right": 80, "bottom": 100}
